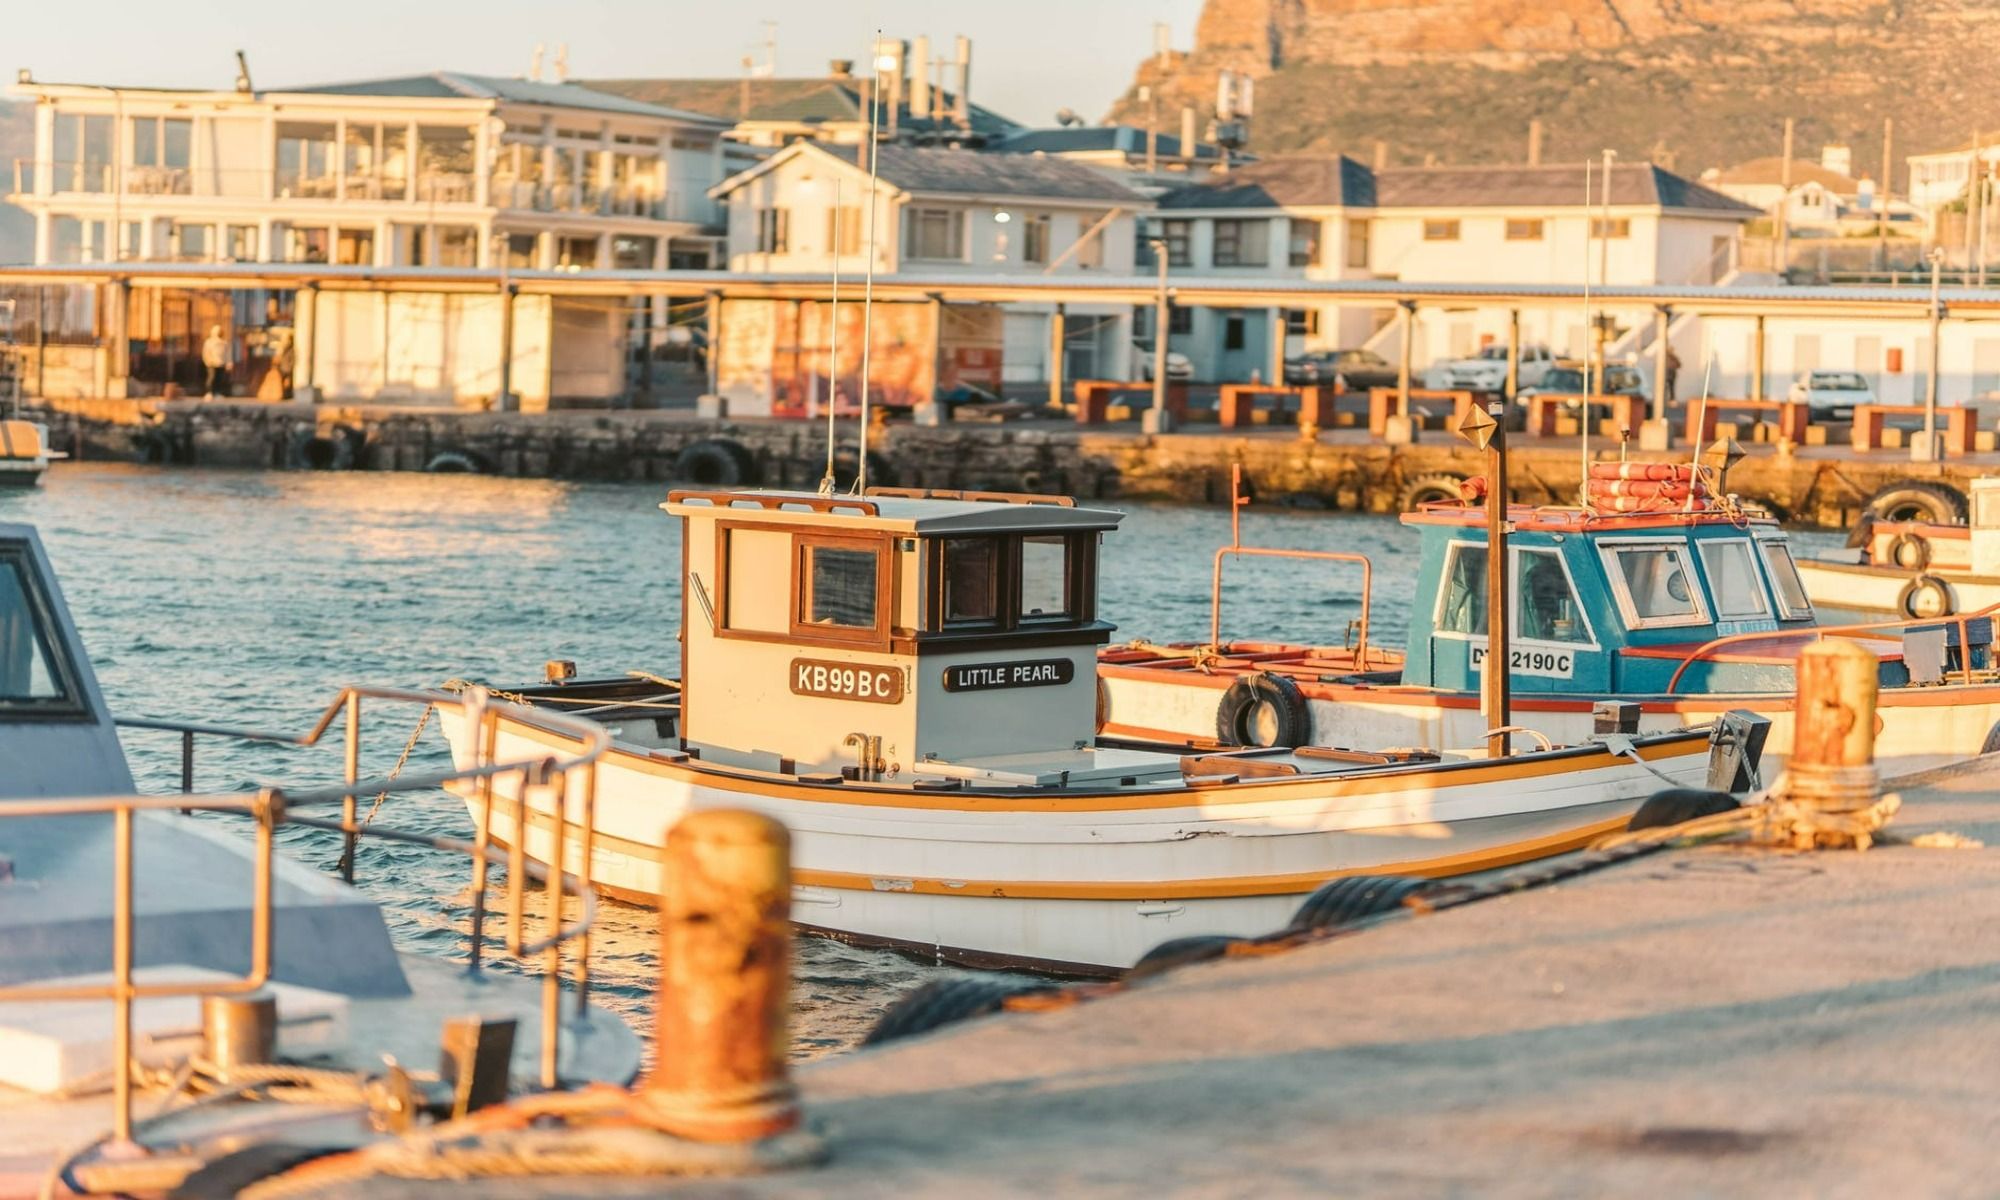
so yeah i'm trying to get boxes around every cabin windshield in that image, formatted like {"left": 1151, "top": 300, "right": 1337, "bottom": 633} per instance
{"left": 801, "top": 541, "right": 879, "bottom": 630}
{"left": 928, "top": 532, "right": 1089, "bottom": 632}
{"left": 1516, "top": 548, "right": 1591, "bottom": 643}
{"left": 1757, "top": 540, "right": 1814, "bottom": 620}
{"left": 1697, "top": 539, "right": 1769, "bottom": 619}
{"left": 0, "top": 550, "right": 77, "bottom": 714}
{"left": 1021, "top": 536, "right": 1071, "bottom": 620}
{"left": 1603, "top": 542, "right": 1709, "bottom": 628}
{"left": 943, "top": 537, "right": 1001, "bottom": 624}
{"left": 1436, "top": 543, "right": 1488, "bottom": 635}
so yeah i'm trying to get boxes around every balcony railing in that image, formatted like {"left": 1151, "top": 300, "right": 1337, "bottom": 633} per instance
{"left": 492, "top": 178, "right": 720, "bottom": 225}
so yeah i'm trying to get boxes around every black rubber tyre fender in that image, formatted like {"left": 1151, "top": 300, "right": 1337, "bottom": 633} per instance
{"left": 1624, "top": 787, "right": 1741, "bottom": 832}
{"left": 1888, "top": 531, "right": 1932, "bottom": 571}
{"left": 135, "top": 429, "right": 172, "bottom": 465}
{"left": 1397, "top": 472, "right": 1468, "bottom": 511}
{"left": 1286, "top": 874, "right": 1430, "bottom": 932}
{"left": 861, "top": 976, "right": 1057, "bottom": 1046}
{"left": 1897, "top": 573, "right": 1954, "bottom": 619}
{"left": 831, "top": 445, "right": 895, "bottom": 491}
{"left": 1126, "top": 934, "right": 1245, "bottom": 981}
{"left": 673, "top": 438, "right": 755, "bottom": 486}
{"left": 424, "top": 449, "right": 486, "bottom": 474}
{"left": 1865, "top": 480, "right": 1968, "bottom": 525}
{"left": 1215, "top": 671, "right": 1312, "bottom": 748}
{"left": 294, "top": 425, "right": 357, "bottom": 471}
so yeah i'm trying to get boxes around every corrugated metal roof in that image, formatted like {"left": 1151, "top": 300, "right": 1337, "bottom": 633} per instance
{"left": 584, "top": 77, "right": 1020, "bottom": 137}
{"left": 282, "top": 72, "right": 725, "bottom": 124}
{"left": 991, "top": 126, "right": 1221, "bottom": 160}
{"left": 1156, "top": 156, "right": 1373, "bottom": 209}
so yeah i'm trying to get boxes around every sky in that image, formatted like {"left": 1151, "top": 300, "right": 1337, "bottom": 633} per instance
{"left": 9, "top": 0, "right": 1207, "bottom": 126}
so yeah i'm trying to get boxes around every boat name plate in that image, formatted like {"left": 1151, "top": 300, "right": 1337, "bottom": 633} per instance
{"left": 790, "top": 658, "right": 904, "bottom": 704}
{"left": 1469, "top": 640, "right": 1575, "bottom": 680}
{"left": 940, "top": 658, "right": 1076, "bottom": 693}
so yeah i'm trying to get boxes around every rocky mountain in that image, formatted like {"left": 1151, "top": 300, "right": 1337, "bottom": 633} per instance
{"left": 1110, "top": 0, "right": 2000, "bottom": 183}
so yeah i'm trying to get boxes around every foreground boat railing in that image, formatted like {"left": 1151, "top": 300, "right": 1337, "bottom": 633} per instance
{"left": 1663, "top": 602, "right": 2000, "bottom": 693}
{"left": 1211, "top": 464, "right": 1376, "bottom": 665}
{"left": 13, "top": 685, "right": 612, "bottom": 1148}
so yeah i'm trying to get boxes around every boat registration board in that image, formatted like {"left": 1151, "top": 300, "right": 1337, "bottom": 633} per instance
{"left": 791, "top": 658, "right": 904, "bottom": 704}
{"left": 1470, "top": 642, "right": 1575, "bottom": 680}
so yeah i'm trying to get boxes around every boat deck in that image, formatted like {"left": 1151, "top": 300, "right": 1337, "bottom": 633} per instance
{"left": 310, "top": 762, "right": 2000, "bottom": 1198}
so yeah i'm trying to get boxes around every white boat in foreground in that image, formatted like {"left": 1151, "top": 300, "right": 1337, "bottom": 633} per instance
{"left": 440, "top": 488, "right": 1742, "bottom": 974}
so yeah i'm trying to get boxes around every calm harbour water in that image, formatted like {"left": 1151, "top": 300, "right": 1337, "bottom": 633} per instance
{"left": 6, "top": 464, "right": 1440, "bottom": 1056}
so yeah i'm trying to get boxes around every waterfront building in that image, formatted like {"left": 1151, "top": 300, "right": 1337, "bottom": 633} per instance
{"left": 1142, "top": 157, "right": 1758, "bottom": 384}
{"left": 708, "top": 140, "right": 1147, "bottom": 407}
{"left": 1907, "top": 139, "right": 2000, "bottom": 213}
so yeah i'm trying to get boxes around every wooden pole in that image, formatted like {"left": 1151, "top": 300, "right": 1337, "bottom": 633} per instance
{"left": 638, "top": 809, "right": 798, "bottom": 1142}
{"left": 1048, "top": 302, "right": 1066, "bottom": 411}
{"left": 1396, "top": 301, "right": 1414, "bottom": 410}
{"left": 1484, "top": 402, "right": 1512, "bottom": 758}
{"left": 1504, "top": 309, "right": 1520, "bottom": 404}
{"left": 1777, "top": 118, "right": 1794, "bottom": 274}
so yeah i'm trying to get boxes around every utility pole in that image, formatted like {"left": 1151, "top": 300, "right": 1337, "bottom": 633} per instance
{"left": 1919, "top": 247, "right": 1945, "bottom": 462}
{"left": 1878, "top": 117, "right": 1893, "bottom": 271}
{"left": 1966, "top": 132, "right": 1982, "bottom": 277}
{"left": 1527, "top": 118, "right": 1543, "bottom": 167}
{"left": 1777, "top": 117, "right": 1794, "bottom": 277}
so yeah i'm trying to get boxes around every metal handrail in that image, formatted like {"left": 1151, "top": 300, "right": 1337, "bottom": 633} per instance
{"left": 17, "top": 684, "right": 615, "bottom": 1147}
{"left": 1210, "top": 464, "right": 1376, "bottom": 667}
{"left": 1662, "top": 602, "right": 2000, "bottom": 693}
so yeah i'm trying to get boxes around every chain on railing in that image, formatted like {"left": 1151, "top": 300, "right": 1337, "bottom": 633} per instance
{"left": 70, "top": 684, "right": 612, "bottom": 1144}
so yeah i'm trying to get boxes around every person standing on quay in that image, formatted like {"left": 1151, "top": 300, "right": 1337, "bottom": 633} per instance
{"left": 202, "top": 325, "right": 233, "bottom": 400}
{"left": 1662, "top": 342, "right": 1682, "bottom": 406}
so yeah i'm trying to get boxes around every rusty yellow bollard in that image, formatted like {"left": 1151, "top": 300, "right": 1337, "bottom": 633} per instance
{"left": 1779, "top": 639, "right": 1886, "bottom": 847}
{"left": 636, "top": 809, "right": 798, "bottom": 1142}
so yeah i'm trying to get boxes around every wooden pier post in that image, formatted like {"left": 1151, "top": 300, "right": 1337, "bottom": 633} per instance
{"left": 637, "top": 809, "right": 799, "bottom": 1142}
{"left": 1781, "top": 640, "right": 1881, "bottom": 843}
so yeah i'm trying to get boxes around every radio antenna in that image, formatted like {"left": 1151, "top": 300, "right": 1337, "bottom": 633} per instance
{"left": 1686, "top": 355, "right": 1715, "bottom": 510}
{"left": 819, "top": 175, "right": 842, "bottom": 495}
{"left": 852, "top": 31, "right": 885, "bottom": 495}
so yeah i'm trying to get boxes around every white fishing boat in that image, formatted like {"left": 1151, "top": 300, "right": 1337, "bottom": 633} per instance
{"left": 0, "top": 418, "right": 64, "bottom": 487}
{"left": 438, "top": 487, "right": 1741, "bottom": 975}
{"left": 1795, "top": 477, "right": 2000, "bottom": 619}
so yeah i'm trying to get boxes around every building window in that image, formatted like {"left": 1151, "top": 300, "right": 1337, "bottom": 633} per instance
{"left": 827, "top": 205, "right": 863, "bottom": 255}
{"left": 557, "top": 235, "right": 598, "bottom": 270}
{"left": 1212, "top": 218, "right": 1268, "bottom": 266}
{"left": 1163, "top": 219, "right": 1192, "bottom": 267}
{"left": 171, "top": 223, "right": 211, "bottom": 262}
{"left": 50, "top": 113, "right": 113, "bottom": 194}
{"left": 755, "top": 207, "right": 789, "bottom": 254}
{"left": 1288, "top": 218, "right": 1322, "bottom": 267}
{"left": 283, "top": 225, "right": 329, "bottom": 264}
{"left": 343, "top": 123, "right": 409, "bottom": 201}
{"left": 504, "top": 233, "right": 538, "bottom": 268}
{"left": 904, "top": 207, "right": 966, "bottom": 260}
{"left": 275, "top": 123, "right": 337, "bottom": 199}
{"left": 1346, "top": 218, "right": 1371, "bottom": 268}
{"left": 1169, "top": 306, "right": 1193, "bottom": 335}
{"left": 415, "top": 127, "right": 476, "bottom": 203}
{"left": 129, "top": 117, "right": 191, "bottom": 194}
{"left": 1506, "top": 218, "right": 1544, "bottom": 241}
{"left": 333, "top": 227, "right": 373, "bottom": 266}
{"left": 1223, "top": 312, "right": 1247, "bottom": 351}
{"left": 1022, "top": 214, "right": 1051, "bottom": 265}
{"left": 613, "top": 235, "right": 659, "bottom": 270}
{"left": 225, "top": 225, "right": 258, "bottom": 262}
{"left": 1590, "top": 217, "right": 1632, "bottom": 239}
{"left": 1075, "top": 217, "right": 1106, "bottom": 270}
{"left": 1423, "top": 219, "right": 1461, "bottom": 242}
{"left": 1285, "top": 309, "right": 1319, "bottom": 336}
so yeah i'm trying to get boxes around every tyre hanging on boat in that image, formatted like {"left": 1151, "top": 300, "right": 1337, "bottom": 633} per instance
{"left": 1215, "top": 671, "right": 1312, "bottom": 748}
{"left": 1864, "top": 480, "right": 1967, "bottom": 524}
{"left": 1126, "top": 934, "right": 1246, "bottom": 980}
{"left": 673, "top": 438, "right": 758, "bottom": 486}
{"left": 1887, "top": 531, "right": 1932, "bottom": 571}
{"left": 1897, "top": 573, "right": 1954, "bottom": 619}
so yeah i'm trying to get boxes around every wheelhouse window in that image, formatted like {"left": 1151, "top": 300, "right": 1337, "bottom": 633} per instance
{"left": 1436, "top": 543, "right": 1488, "bottom": 635}
{"left": 1515, "top": 548, "right": 1591, "bottom": 644}
{"left": 1603, "top": 542, "right": 1708, "bottom": 627}
{"left": 1698, "top": 540, "right": 1770, "bottom": 619}
{"left": 0, "top": 551, "right": 79, "bottom": 714}
{"left": 1757, "top": 540, "right": 1814, "bottom": 621}
{"left": 942, "top": 537, "right": 1000, "bottom": 624}
{"left": 1020, "top": 536, "right": 1072, "bottom": 620}
{"left": 800, "top": 542, "right": 879, "bottom": 631}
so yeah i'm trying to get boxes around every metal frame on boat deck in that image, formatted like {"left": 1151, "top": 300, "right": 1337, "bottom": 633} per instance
{"left": 0, "top": 684, "right": 612, "bottom": 1144}
{"left": 1663, "top": 602, "right": 2000, "bottom": 691}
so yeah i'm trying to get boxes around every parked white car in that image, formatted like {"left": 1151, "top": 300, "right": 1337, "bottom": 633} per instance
{"left": 1134, "top": 344, "right": 1194, "bottom": 382}
{"left": 1786, "top": 370, "right": 1875, "bottom": 419}
{"left": 1427, "top": 344, "right": 1555, "bottom": 393}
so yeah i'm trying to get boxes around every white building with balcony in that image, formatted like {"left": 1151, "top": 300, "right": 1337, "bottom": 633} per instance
{"left": 712, "top": 140, "right": 1149, "bottom": 388}
{"left": 7, "top": 70, "right": 730, "bottom": 270}
{"left": 1143, "top": 158, "right": 1757, "bottom": 384}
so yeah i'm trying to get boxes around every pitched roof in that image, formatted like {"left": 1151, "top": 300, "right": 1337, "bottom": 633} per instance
{"left": 713, "top": 141, "right": 1143, "bottom": 203}
{"left": 1156, "top": 156, "right": 1373, "bottom": 209}
{"left": 991, "top": 126, "right": 1222, "bottom": 161}
{"left": 1157, "top": 159, "right": 1756, "bottom": 216}
{"left": 283, "top": 72, "right": 725, "bottom": 124}
{"left": 1706, "top": 156, "right": 1861, "bottom": 192}
{"left": 584, "top": 77, "right": 1020, "bottom": 138}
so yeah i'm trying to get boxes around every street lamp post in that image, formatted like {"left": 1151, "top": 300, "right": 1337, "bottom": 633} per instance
{"left": 1918, "top": 246, "right": 1945, "bottom": 462}
{"left": 1145, "top": 235, "right": 1173, "bottom": 433}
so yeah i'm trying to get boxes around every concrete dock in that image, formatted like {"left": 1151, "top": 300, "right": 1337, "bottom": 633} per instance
{"left": 315, "top": 765, "right": 2000, "bottom": 1197}
{"left": 29, "top": 396, "right": 2000, "bottom": 529}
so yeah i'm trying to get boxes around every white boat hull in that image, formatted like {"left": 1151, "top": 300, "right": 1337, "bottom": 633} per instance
{"left": 1797, "top": 557, "right": 2000, "bottom": 618}
{"left": 438, "top": 708, "right": 1712, "bottom": 973}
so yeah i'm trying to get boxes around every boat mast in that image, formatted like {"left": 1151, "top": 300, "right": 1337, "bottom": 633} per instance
{"left": 819, "top": 176, "right": 842, "bottom": 495}
{"left": 1579, "top": 157, "right": 1592, "bottom": 507}
{"left": 853, "top": 34, "right": 885, "bottom": 495}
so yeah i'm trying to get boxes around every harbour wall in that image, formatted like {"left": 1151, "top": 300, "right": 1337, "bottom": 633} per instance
{"left": 28, "top": 397, "right": 1983, "bottom": 530}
